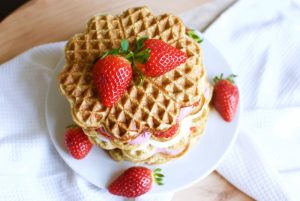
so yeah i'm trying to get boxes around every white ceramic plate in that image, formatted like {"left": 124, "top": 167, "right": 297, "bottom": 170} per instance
{"left": 45, "top": 32, "right": 240, "bottom": 194}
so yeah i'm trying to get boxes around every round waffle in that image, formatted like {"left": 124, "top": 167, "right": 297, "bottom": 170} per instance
{"left": 57, "top": 6, "right": 212, "bottom": 164}
{"left": 108, "top": 106, "right": 210, "bottom": 164}
{"left": 85, "top": 77, "right": 212, "bottom": 151}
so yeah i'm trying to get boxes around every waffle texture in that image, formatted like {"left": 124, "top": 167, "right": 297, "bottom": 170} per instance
{"left": 107, "top": 106, "right": 210, "bottom": 164}
{"left": 58, "top": 6, "right": 212, "bottom": 164}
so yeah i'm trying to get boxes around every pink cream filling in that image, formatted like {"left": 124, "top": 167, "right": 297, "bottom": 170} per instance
{"left": 204, "top": 85, "right": 211, "bottom": 99}
{"left": 156, "top": 147, "right": 184, "bottom": 155}
{"left": 178, "top": 105, "right": 194, "bottom": 121}
{"left": 128, "top": 132, "right": 151, "bottom": 145}
{"left": 97, "top": 106, "right": 194, "bottom": 144}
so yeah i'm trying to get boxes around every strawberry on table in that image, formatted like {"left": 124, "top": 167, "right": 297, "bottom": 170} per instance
{"left": 136, "top": 39, "right": 187, "bottom": 77}
{"left": 108, "top": 167, "right": 164, "bottom": 198}
{"left": 212, "top": 74, "right": 239, "bottom": 122}
{"left": 93, "top": 55, "right": 132, "bottom": 107}
{"left": 64, "top": 125, "right": 93, "bottom": 159}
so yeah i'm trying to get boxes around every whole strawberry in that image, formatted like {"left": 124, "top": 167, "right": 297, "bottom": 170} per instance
{"left": 108, "top": 167, "right": 164, "bottom": 198}
{"left": 153, "top": 122, "right": 179, "bottom": 139}
{"left": 93, "top": 55, "right": 132, "bottom": 107}
{"left": 212, "top": 74, "right": 239, "bottom": 122}
{"left": 137, "top": 39, "right": 187, "bottom": 77}
{"left": 64, "top": 125, "right": 93, "bottom": 159}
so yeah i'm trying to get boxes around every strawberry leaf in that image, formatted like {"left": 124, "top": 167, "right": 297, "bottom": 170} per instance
{"left": 187, "top": 29, "right": 204, "bottom": 44}
{"left": 154, "top": 173, "right": 164, "bottom": 178}
{"left": 136, "top": 72, "right": 145, "bottom": 86}
{"left": 125, "top": 51, "right": 134, "bottom": 60}
{"left": 153, "top": 168, "right": 164, "bottom": 186}
{"left": 100, "top": 52, "right": 109, "bottom": 59}
{"left": 154, "top": 168, "right": 162, "bottom": 173}
{"left": 227, "top": 74, "right": 237, "bottom": 83}
{"left": 121, "top": 39, "right": 129, "bottom": 53}
{"left": 135, "top": 48, "right": 150, "bottom": 63}
{"left": 213, "top": 74, "right": 237, "bottom": 84}
{"left": 135, "top": 36, "right": 148, "bottom": 52}
{"left": 132, "top": 64, "right": 145, "bottom": 86}
{"left": 100, "top": 48, "right": 119, "bottom": 59}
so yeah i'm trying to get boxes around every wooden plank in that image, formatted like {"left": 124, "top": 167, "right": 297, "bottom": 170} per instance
{"left": 0, "top": 0, "right": 210, "bottom": 62}
{"left": 173, "top": 172, "right": 253, "bottom": 201}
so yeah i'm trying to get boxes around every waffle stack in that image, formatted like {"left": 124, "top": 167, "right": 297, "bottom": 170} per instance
{"left": 58, "top": 7, "right": 212, "bottom": 164}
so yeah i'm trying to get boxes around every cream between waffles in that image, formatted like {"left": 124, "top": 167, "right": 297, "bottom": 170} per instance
{"left": 58, "top": 7, "right": 212, "bottom": 164}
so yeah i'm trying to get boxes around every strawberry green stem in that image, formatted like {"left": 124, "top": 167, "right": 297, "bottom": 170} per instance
{"left": 153, "top": 168, "right": 164, "bottom": 186}
{"left": 187, "top": 29, "right": 204, "bottom": 44}
{"left": 94, "top": 37, "right": 150, "bottom": 86}
{"left": 213, "top": 74, "right": 237, "bottom": 84}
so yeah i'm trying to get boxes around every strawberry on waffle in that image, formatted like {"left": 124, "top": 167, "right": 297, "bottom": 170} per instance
{"left": 58, "top": 7, "right": 212, "bottom": 164}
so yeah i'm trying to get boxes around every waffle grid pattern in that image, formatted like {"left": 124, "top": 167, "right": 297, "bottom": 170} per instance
{"left": 107, "top": 106, "right": 210, "bottom": 164}
{"left": 58, "top": 6, "right": 208, "bottom": 141}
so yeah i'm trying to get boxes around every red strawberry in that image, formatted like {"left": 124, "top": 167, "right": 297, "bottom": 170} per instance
{"left": 137, "top": 39, "right": 187, "bottom": 77}
{"left": 64, "top": 126, "right": 93, "bottom": 159}
{"left": 212, "top": 74, "right": 239, "bottom": 122}
{"left": 108, "top": 167, "right": 164, "bottom": 198}
{"left": 153, "top": 121, "right": 179, "bottom": 138}
{"left": 93, "top": 55, "right": 132, "bottom": 107}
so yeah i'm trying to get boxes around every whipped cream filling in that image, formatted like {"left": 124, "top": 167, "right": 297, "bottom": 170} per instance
{"left": 178, "top": 105, "right": 194, "bottom": 121}
{"left": 96, "top": 84, "right": 212, "bottom": 154}
{"left": 156, "top": 147, "right": 185, "bottom": 155}
{"left": 97, "top": 81, "right": 212, "bottom": 156}
{"left": 96, "top": 104, "right": 204, "bottom": 150}
{"left": 128, "top": 132, "right": 151, "bottom": 145}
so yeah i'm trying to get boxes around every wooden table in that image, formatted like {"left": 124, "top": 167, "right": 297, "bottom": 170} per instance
{"left": 0, "top": 1, "right": 253, "bottom": 200}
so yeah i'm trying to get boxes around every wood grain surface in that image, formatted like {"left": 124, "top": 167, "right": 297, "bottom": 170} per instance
{"left": 0, "top": 1, "right": 254, "bottom": 201}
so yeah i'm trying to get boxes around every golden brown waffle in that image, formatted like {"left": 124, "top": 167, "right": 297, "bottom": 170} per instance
{"left": 89, "top": 80, "right": 212, "bottom": 164}
{"left": 58, "top": 7, "right": 207, "bottom": 142}
{"left": 85, "top": 76, "right": 212, "bottom": 151}
{"left": 108, "top": 106, "right": 210, "bottom": 164}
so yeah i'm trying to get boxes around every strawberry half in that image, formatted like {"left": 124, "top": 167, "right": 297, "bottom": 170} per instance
{"left": 93, "top": 55, "right": 132, "bottom": 107}
{"left": 212, "top": 74, "right": 239, "bottom": 122}
{"left": 108, "top": 167, "right": 164, "bottom": 198}
{"left": 153, "top": 121, "right": 180, "bottom": 139}
{"left": 64, "top": 125, "right": 93, "bottom": 159}
{"left": 136, "top": 39, "right": 187, "bottom": 77}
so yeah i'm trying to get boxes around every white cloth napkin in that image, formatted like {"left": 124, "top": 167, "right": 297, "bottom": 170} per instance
{"left": 203, "top": 0, "right": 300, "bottom": 200}
{"left": 1, "top": 0, "right": 300, "bottom": 200}
{"left": 0, "top": 40, "right": 178, "bottom": 201}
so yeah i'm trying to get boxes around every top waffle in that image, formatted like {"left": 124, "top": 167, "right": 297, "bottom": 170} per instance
{"left": 58, "top": 7, "right": 205, "bottom": 141}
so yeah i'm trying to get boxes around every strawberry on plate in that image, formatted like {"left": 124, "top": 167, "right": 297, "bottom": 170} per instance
{"left": 136, "top": 39, "right": 187, "bottom": 77}
{"left": 212, "top": 74, "right": 239, "bottom": 122}
{"left": 93, "top": 55, "right": 132, "bottom": 107}
{"left": 153, "top": 121, "right": 180, "bottom": 139}
{"left": 64, "top": 125, "right": 93, "bottom": 159}
{"left": 108, "top": 167, "right": 164, "bottom": 198}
